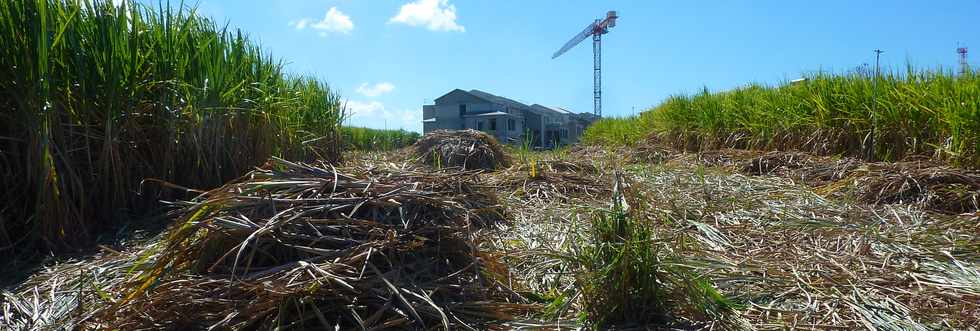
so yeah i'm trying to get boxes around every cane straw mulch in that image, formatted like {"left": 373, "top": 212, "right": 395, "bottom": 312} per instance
{"left": 87, "top": 157, "right": 536, "bottom": 330}
{"left": 836, "top": 162, "right": 980, "bottom": 214}
{"left": 488, "top": 159, "right": 610, "bottom": 202}
{"left": 631, "top": 143, "right": 980, "bottom": 215}
{"left": 412, "top": 130, "right": 511, "bottom": 170}
{"left": 737, "top": 151, "right": 980, "bottom": 214}
{"left": 1, "top": 244, "right": 158, "bottom": 330}
{"left": 630, "top": 165, "right": 980, "bottom": 329}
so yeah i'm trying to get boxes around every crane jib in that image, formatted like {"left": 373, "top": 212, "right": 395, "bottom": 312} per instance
{"left": 551, "top": 21, "right": 596, "bottom": 59}
{"left": 550, "top": 10, "right": 617, "bottom": 118}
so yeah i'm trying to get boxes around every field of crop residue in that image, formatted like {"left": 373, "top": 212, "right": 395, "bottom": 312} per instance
{"left": 3, "top": 138, "right": 979, "bottom": 329}
{"left": 499, "top": 148, "right": 979, "bottom": 329}
{"left": 631, "top": 163, "right": 977, "bottom": 328}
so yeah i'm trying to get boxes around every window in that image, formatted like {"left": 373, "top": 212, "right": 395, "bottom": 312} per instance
{"left": 459, "top": 104, "right": 466, "bottom": 116}
{"left": 489, "top": 118, "right": 497, "bottom": 131}
{"left": 477, "top": 121, "right": 484, "bottom": 130}
{"left": 507, "top": 119, "right": 516, "bottom": 131}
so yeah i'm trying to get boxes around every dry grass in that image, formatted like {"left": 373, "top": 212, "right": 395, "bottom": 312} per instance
{"left": 483, "top": 146, "right": 979, "bottom": 329}
{"left": 91, "top": 157, "right": 539, "bottom": 329}
{"left": 2, "top": 157, "right": 541, "bottom": 330}
{"left": 487, "top": 159, "right": 609, "bottom": 202}
{"left": 830, "top": 163, "right": 980, "bottom": 214}
{"left": 738, "top": 153, "right": 979, "bottom": 215}
{"left": 486, "top": 151, "right": 748, "bottom": 329}
{"left": 1, "top": 239, "right": 162, "bottom": 330}
{"left": 6, "top": 146, "right": 979, "bottom": 330}
{"left": 481, "top": 150, "right": 615, "bottom": 328}
{"left": 634, "top": 146, "right": 980, "bottom": 215}
{"left": 629, "top": 163, "right": 980, "bottom": 329}
{"left": 412, "top": 130, "right": 511, "bottom": 170}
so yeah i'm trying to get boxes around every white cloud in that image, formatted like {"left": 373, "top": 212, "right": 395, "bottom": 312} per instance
{"left": 345, "top": 100, "right": 385, "bottom": 116}
{"left": 343, "top": 100, "right": 421, "bottom": 132}
{"left": 290, "top": 7, "right": 354, "bottom": 35}
{"left": 389, "top": 0, "right": 464, "bottom": 32}
{"left": 289, "top": 19, "right": 309, "bottom": 30}
{"left": 355, "top": 82, "right": 395, "bottom": 97}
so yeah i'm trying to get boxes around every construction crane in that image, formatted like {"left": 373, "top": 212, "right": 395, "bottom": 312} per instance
{"left": 957, "top": 46, "right": 969, "bottom": 76}
{"left": 552, "top": 10, "right": 618, "bottom": 118}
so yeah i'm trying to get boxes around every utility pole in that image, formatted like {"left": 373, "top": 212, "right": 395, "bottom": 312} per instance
{"left": 868, "top": 49, "right": 884, "bottom": 161}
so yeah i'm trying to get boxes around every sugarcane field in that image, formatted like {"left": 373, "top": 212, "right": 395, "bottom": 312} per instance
{"left": 2, "top": 1, "right": 979, "bottom": 330}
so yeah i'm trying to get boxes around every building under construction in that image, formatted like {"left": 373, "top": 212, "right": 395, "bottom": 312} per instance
{"left": 421, "top": 89, "right": 598, "bottom": 148}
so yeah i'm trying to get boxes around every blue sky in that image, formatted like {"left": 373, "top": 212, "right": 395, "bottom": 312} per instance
{"left": 181, "top": 0, "right": 978, "bottom": 132}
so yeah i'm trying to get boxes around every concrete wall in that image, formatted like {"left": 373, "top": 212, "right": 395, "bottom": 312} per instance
{"left": 523, "top": 111, "right": 543, "bottom": 147}
{"left": 435, "top": 102, "right": 492, "bottom": 130}
{"left": 424, "top": 90, "right": 591, "bottom": 148}
{"left": 465, "top": 117, "right": 495, "bottom": 140}
{"left": 568, "top": 121, "right": 584, "bottom": 144}
{"left": 428, "top": 90, "right": 530, "bottom": 144}
{"left": 427, "top": 90, "right": 495, "bottom": 133}
{"left": 563, "top": 121, "right": 579, "bottom": 144}
{"left": 463, "top": 115, "right": 525, "bottom": 143}
{"left": 498, "top": 109, "right": 526, "bottom": 144}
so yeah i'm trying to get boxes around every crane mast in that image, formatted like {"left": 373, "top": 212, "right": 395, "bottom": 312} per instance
{"left": 958, "top": 47, "right": 969, "bottom": 76}
{"left": 593, "top": 28, "right": 601, "bottom": 117}
{"left": 552, "top": 11, "right": 618, "bottom": 118}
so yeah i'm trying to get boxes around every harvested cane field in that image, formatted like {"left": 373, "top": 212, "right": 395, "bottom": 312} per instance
{"left": 5, "top": 134, "right": 978, "bottom": 329}
{"left": 3, "top": 1, "right": 980, "bottom": 330}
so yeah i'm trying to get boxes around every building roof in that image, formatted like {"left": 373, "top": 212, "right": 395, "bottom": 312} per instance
{"left": 530, "top": 104, "right": 567, "bottom": 116}
{"left": 468, "top": 90, "right": 531, "bottom": 110}
{"left": 550, "top": 106, "right": 574, "bottom": 114}
{"left": 434, "top": 89, "right": 495, "bottom": 104}
{"left": 470, "top": 111, "right": 511, "bottom": 117}
{"left": 430, "top": 89, "right": 581, "bottom": 121}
